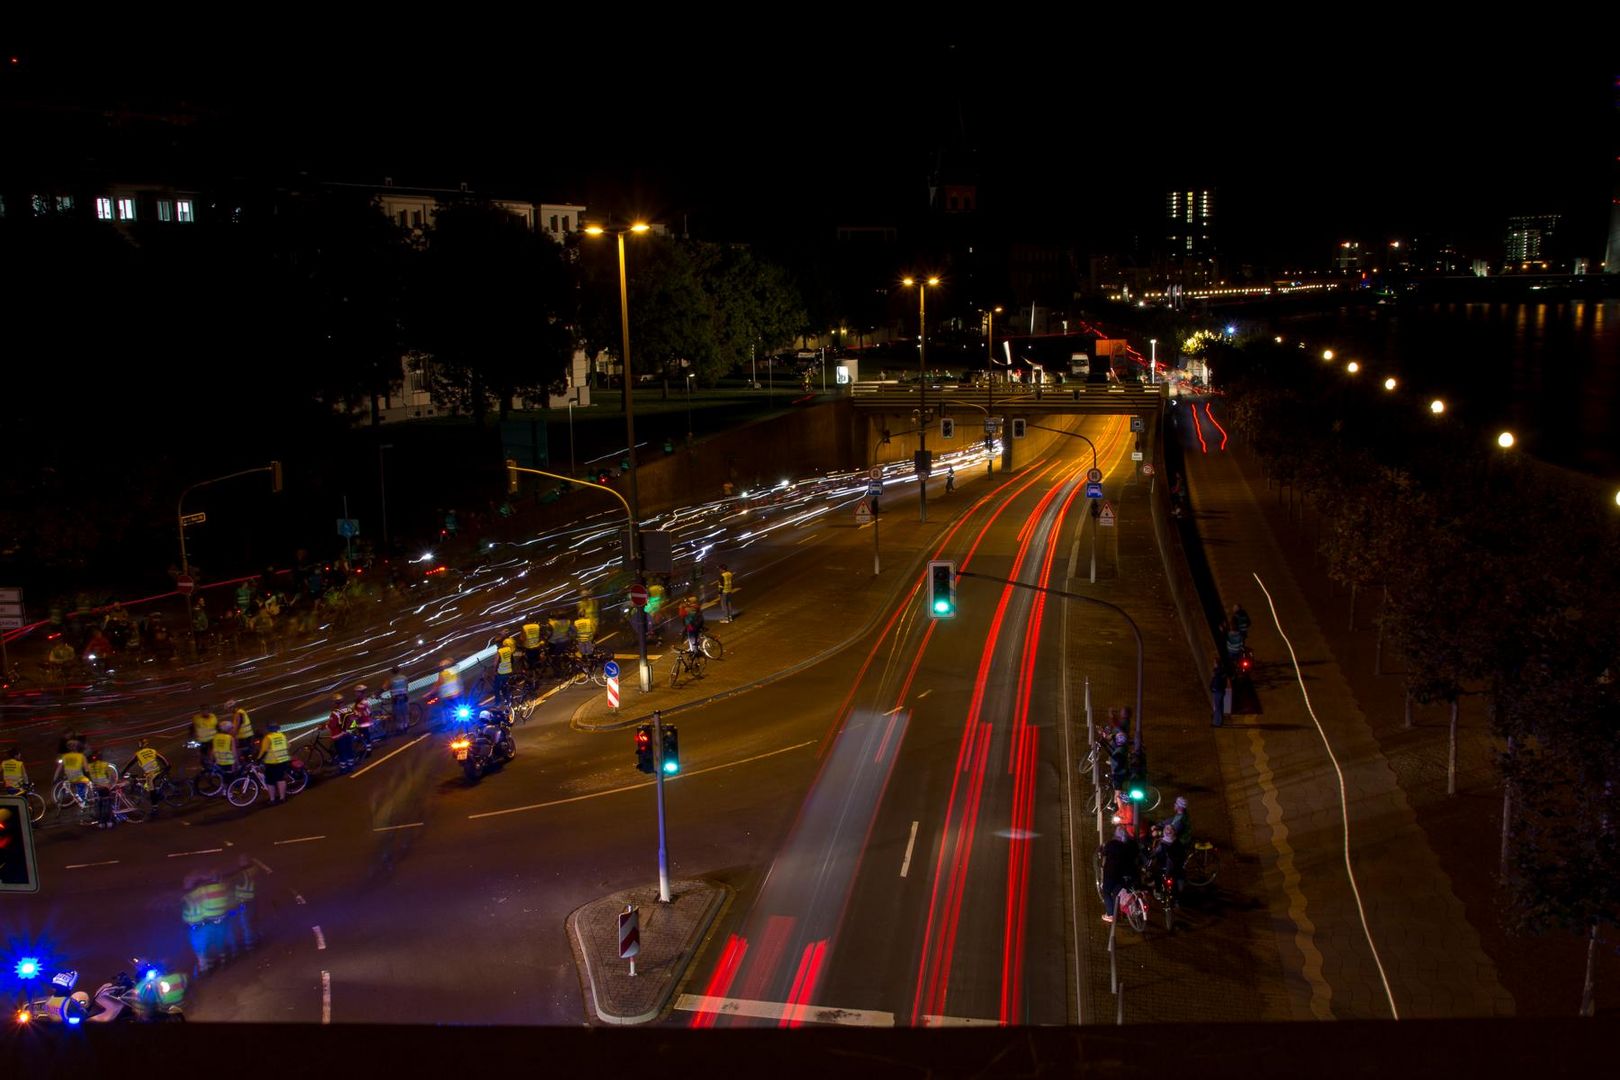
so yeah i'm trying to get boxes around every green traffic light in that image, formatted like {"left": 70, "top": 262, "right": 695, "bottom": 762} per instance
{"left": 933, "top": 599, "right": 951, "bottom": 614}
{"left": 663, "top": 759, "right": 679, "bottom": 775}
{"left": 1128, "top": 787, "right": 1145, "bottom": 802}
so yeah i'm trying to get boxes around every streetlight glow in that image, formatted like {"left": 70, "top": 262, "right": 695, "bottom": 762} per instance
{"left": 1384, "top": 377, "right": 1398, "bottom": 391}
{"left": 1497, "top": 431, "right": 1515, "bottom": 449}
{"left": 630, "top": 222, "right": 650, "bottom": 233}
{"left": 583, "top": 224, "right": 604, "bottom": 236}
{"left": 1429, "top": 399, "right": 1446, "bottom": 414}
{"left": 1322, "top": 349, "right": 1334, "bottom": 361}
{"left": 1346, "top": 361, "right": 1360, "bottom": 374}
{"left": 901, "top": 276, "right": 915, "bottom": 286}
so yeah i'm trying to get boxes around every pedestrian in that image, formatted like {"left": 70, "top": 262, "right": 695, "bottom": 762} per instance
{"left": 1209, "top": 656, "right": 1229, "bottom": 728}
{"left": 945, "top": 465, "right": 955, "bottom": 494}
{"left": 229, "top": 857, "right": 259, "bottom": 953}
{"left": 717, "top": 564, "right": 736, "bottom": 623}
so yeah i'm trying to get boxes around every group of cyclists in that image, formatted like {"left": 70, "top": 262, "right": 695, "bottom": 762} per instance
{"left": 1091, "top": 709, "right": 1196, "bottom": 924}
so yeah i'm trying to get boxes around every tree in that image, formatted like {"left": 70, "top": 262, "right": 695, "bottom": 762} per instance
{"left": 702, "top": 246, "right": 807, "bottom": 382}
{"left": 408, "top": 201, "right": 573, "bottom": 424}
{"left": 577, "top": 236, "right": 717, "bottom": 397}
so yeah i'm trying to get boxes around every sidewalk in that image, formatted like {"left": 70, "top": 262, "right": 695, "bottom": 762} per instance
{"left": 1178, "top": 407, "right": 1516, "bottom": 1019}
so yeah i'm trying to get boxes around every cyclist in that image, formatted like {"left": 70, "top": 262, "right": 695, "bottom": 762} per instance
{"left": 1098, "top": 825, "right": 1140, "bottom": 923}
{"left": 572, "top": 613, "right": 597, "bottom": 658}
{"left": 326, "top": 693, "right": 357, "bottom": 769}
{"left": 546, "top": 610, "right": 574, "bottom": 669}
{"left": 1159, "top": 796, "right": 1190, "bottom": 849}
{"left": 227, "top": 700, "right": 255, "bottom": 752}
{"left": 351, "top": 684, "right": 375, "bottom": 749}
{"left": 2, "top": 745, "right": 28, "bottom": 794}
{"left": 494, "top": 637, "right": 516, "bottom": 705}
{"left": 520, "top": 619, "right": 544, "bottom": 673}
{"left": 192, "top": 709, "right": 219, "bottom": 765}
{"left": 681, "top": 596, "right": 705, "bottom": 655}
{"left": 47, "top": 637, "right": 77, "bottom": 678}
{"left": 210, "top": 725, "right": 239, "bottom": 780}
{"left": 433, "top": 660, "right": 462, "bottom": 730}
{"left": 576, "top": 586, "right": 598, "bottom": 625}
{"left": 86, "top": 750, "right": 119, "bottom": 828}
{"left": 54, "top": 739, "right": 90, "bottom": 802}
{"left": 1146, "top": 825, "right": 1185, "bottom": 901}
{"left": 122, "top": 737, "right": 171, "bottom": 809}
{"left": 388, "top": 665, "right": 410, "bottom": 732}
{"left": 257, "top": 722, "right": 291, "bottom": 805}
{"left": 1108, "top": 730, "right": 1130, "bottom": 790}
{"left": 1230, "top": 603, "right": 1251, "bottom": 640}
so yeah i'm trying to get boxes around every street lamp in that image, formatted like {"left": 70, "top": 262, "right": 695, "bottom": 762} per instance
{"left": 1383, "top": 377, "right": 1398, "bottom": 391}
{"left": 1429, "top": 398, "right": 1447, "bottom": 415}
{"left": 1496, "top": 430, "right": 1515, "bottom": 449}
{"left": 684, "top": 371, "right": 695, "bottom": 443}
{"left": 902, "top": 275, "right": 941, "bottom": 523}
{"left": 583, "top": 218, "right": 653, "bottom": 692}
{"left": 1322, "top": 349, "right": 1335, "bottom": 362}
{"left": 985, "top": 305, "right": 1004, "bottom": 477}
{"left": 1345, "top": 361, "right": 1360, "bottom": 374}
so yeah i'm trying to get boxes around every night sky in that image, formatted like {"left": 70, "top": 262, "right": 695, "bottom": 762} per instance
{"left": 5, "top": 30, "right": 1616, "bottom": 267}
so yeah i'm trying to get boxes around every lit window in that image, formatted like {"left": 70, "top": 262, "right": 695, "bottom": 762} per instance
{"left": 56, "top": 194, "right": 74, "bottom": 213}
{"left": 31, "top": 194, "right": 48, "bottom": 215}
{"left": 116, "top": 197, "right": 136, "bottom": 221}
{"left": 158, "top": 200, "right": 173, "bottom": 222}
{"left": 176, "top": 200, "right": 193, "bottom": 222}
{"left": 96, "top": 197, "right": 113, "bottom": 220}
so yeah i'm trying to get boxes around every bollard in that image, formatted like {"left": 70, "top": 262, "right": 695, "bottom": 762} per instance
{"left": 1108, "top": 915, "right": 1117, "bottom": 994}
{"left": 1116, "top": 981, "right": 1124, "bottom": 1025}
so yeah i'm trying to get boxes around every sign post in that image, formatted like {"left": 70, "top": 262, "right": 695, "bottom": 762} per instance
{"left": 652, "top": 710, "right": 672, "bottom": 903}
{"left": 618, "top": 904, "right": 641, "bottom": 977}
{"left": 855, "top": 502, "right": 879, "bottom": 575}
{"left": 604, "top": 659, "right": 621, "bottom": 711}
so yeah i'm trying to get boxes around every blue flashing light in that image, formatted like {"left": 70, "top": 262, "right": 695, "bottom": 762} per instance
{"left": 456, "top": 705, "right": 472, "bottom": 720}
{"left": 145, "top": 968, "right": 159, "bottom": 981}
{"left": 14, "top": 957, "right": 40, "bottom": 980}
{"left": 67, "top": 1015, "right": 81, "bottom": 1025}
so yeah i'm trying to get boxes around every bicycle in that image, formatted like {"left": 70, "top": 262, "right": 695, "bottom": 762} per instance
{"left": 133, "top": 772, "right": 193, "bottom": 812}
{"left": 1092, "top": 849, "right": 1149, "bottom": 932}
{"left": 377, "top": 692, "right": 423, "bottom": 738}
{"left": 226, "top": 760, "right": 309, "bottom": 807}
{"left": 72, "top": 781, "right": 146, "bottom": 826}
{"left": 1183, "top": 839, "right": 1221, "bottom": 887}
{"left": 669, "top": 647, "right": 706, "bottom": 688}
{"left": 3, "top": 781, "right": 48, "bottom": 824}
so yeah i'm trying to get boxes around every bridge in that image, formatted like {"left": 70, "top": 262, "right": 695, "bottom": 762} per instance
{"left": 848, "top": 380, "right": 1164, "bottom": 416}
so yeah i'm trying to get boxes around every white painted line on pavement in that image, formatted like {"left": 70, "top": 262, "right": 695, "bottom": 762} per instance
{"left": 916, "top": 688, "right": 932, "bottom": 699}
{"left": 922, "top": 1014, "right": 1000, "bottom": 1026}
{"left": 312, "top": 926, "right": 326, "bottom": 951}
{"left": 468, "top": 739, "right": 817, "bottom": 821}
{"left": 348, "top": 733, "right": 428, "bottom": 779}
{"left": 166, "top": 848, "right": 224, "bottom": 858}
{"left": 795, "top": 532, "right": 821, "bottom": 546}
{"left": 65, "top": 860, "right": 121, "bottom": 869}
{"left": 674, "top": 994, "right": 894, "bottom": 1027}
{"left": 294, "top": 893, "right": 307, "bottom": 906}
{"left": 900, "top": 821, "right": 919, "bottom": 878}
{"left": 252, "top": 858, "right": 274, "bottom": 875}
{"left": 1254, "top": 570, "right": 1401, "bottom": 1022}
{"left": 321, "top": 970, "right": 331, "bottom": 1024}
{"left": 273, "top": 835, "right": 326, "bottom": 846}
{"left": 373, "top": 822, "right": 424, "bottom": 832}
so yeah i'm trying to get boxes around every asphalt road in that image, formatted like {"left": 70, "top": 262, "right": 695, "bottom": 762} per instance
{"left": 3, "top": 419, "right": 1146, "bottom": 1025}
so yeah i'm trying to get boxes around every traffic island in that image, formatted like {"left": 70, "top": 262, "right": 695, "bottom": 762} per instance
{"left": 567, "top": 879, "right": 730, "bottom": 1025}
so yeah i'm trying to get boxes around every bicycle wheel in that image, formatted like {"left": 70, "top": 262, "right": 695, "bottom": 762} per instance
{"left": 1125, "top": 891, "right": 1148, "bottom": 933}
{"left": 668, "top": 660, "right": 682, "bottom": 688}
{"left": 24, "top": 790, "right": 46, "bottom": 823}
{"left": 284, "top": 765, "right": 309, "bottom": 796}
{"left": 700, "top": 633, "right": 724, "bottom": 661}
{"left": 115, "top": 793, "right": 146, "bottom": 824}
{"left": 194, "top": 770, "right": 224, "bottom": 798}
{"left": 304, "top": 740, "right": 330, "bottom": 773}
{"left": 161, "top": 779, "right": 193, "bottom": 809}
{"left": 226, "top": 775, "right": 258, "bottom": 807}
{"left": 405, "top": 702, "right": 424, "bottom": 732}
{"left": 1093, "top": 849, "right": 1105, "bottom": 901}
{"left": 1184, "top": 846, "right": 1220, "bottom": 888}
{"left": 1140, "top": 785, "right": 1162, "bottom": 812}
{"left": 52, "top": 780, "right": 78, "bottom": 809}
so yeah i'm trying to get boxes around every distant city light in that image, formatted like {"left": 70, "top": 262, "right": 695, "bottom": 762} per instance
{"left": 1225, "top": 324, "right": 1236, "bottom": 335}
{"left": 1274, "top": 336, "right": 1283, "bottom": 343}
{"left": 1383, "top": 377, "right": 1398, "bottom": 391}
{"left": 1497, "top": 431, "right": 1515, "bottom": 449}
{"left": 1429, "top": 399, "right": 1446, "bottom": 414}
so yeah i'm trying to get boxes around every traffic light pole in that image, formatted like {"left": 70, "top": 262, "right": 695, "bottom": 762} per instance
{"left": 652, "top": 710, "right": 671, "bottom": 903}
{"left": 956, "top": 570, "right": 1144, "bottom": 755}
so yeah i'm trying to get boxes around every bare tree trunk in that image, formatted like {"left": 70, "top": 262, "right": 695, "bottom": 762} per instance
{"left": 1500, "top": 735, "right": 1515, "bottom": 879}
{"left": 1348, "top": 581, "right": 1357, "bottom": 631}
{"left": 1374, "top": 586, "right": 1387, "bottom": 675}
{"left": 1581, "top": 922, "right": 1598, "bottom": 1017}
{"left": 1447, "top": 699, "right": 1459, "bottom": 795}
{"left": 1404, "top": 686, "right": 1413, "bottom": 728}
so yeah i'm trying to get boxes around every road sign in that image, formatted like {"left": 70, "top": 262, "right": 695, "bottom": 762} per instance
{"left": 867, "top": 483, "right": 882, "bottom": 498}
{"left": 1099, "top": 501, "right": 1117, "bottom": 528}
{"left": 618, "top": 905, "right": 641, "bottom": 959}
{"left": 983, "top": 419, "right": 997, "bottom": 434}
{"left": 629, "top": 583, "right": 648, "bottom": 610}
{"left": 1085, "top": 482, "right": 1104, "bottom": 500}
{"left": 1130, "top": 416, "right": 1145, "bottom": 433}
{"left": 869, "top": 466, "right": 883, "bottom": 481}
{"left": 606, "top": 675, "right": 620, "bottom": 710}
{"left": 0, "top": 794, "right": 41, "bottom": 893}
{"left": 603, "top": 659, "right": 621, "bottom": 680}
{"left": 855, "top": 504, "right": 873, "bottom": 526}
{"left": 180, "top": 512, "right": 207, "bottom": 526}
{"left": 1086, "top": 467, "right": 1102, "bottom": 483}
{"left": 1141, "top": 463, "right": 1155, "bottom": 477}
{"left": 336, "top": 518, "right": 360, "bottom": 538}
{"left": 642, "top": 530, "right": 674, "bottom": 575}
{"left": 0, "top": 589, "right": 20, "bottom": 604}
{"left": 1130, "top": 451, "right": 1144, "bottom": 461}
{"left": 0, "top": 619, "right": 20, "bottom": 631}
{"left": 0, "top": 604, "right": 22, "bottom": 618}
{"left": 176, "top": 575, "right": 196, "bottom": 596}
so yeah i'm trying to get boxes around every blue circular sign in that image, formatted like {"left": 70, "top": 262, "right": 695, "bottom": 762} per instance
{"left": 603, "top": 660, "right": 621, "bottom": 679}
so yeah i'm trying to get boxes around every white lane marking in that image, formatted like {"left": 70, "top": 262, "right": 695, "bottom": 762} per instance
{"left": 373, "top": 822, "right": 424, "bottom": 832}
{"left": 252, "top": 858, "right": 274, "bottom": 875}
{"left": 294, "top": 893, "right": 307, "bottom": 905}
{"left": 882, "top": 706, "right": 906, "bottom": 717}
{"left": 223, "top": 840, "right": 234, "bottom": 847}
{"left": 321, "top": 970, "right": 331, "bottom": 1024}
{"left": 922, "top": 1014, "right": 1001, "bottom": 1026}
{"left": 65, "top": 860, "right": 121, "bottom": 869}
{"left": 674, "top": 994, "right": 894, "bottom": 1027}
{"left": 348, "top": 733, "right": 428, "bottom": 779}
{"left": 313, "top": 926, "right": 326, "bottom": 950}
{"left": 1254, "top": 570, "right": 1401, "bottom": 1021}
{"left": 795, "top": 533, "right": 822, "bottom": 546}
{"left": 273, "top": 835, "right": 326, "bottom": 846}
{"left": 916, "top": 688, "right": 933, "bottom": 699}
{"left": 469, "top": 739, "right": 816, "bottom": 821}
{"left": 900, "top": 821, "right": 920, "bottom": 878}
{"left": 166, "top": 848, "right": 224, "bottom": 858}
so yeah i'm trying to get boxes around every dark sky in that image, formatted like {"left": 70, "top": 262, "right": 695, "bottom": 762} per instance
{"left": 6, "top": 28, "right": 1616, "bottom": 266}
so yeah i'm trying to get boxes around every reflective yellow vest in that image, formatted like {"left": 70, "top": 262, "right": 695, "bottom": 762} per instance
{"left": 547, "top": 618, "right": 572, "bottom": 643}
{"left": 232, "top": 708, "right": 255, "bottom": 741}
{"left": 181, "top": 887, "right": 208, "bottom": 926}
{"left": 234, "top": 869, "right": 256, "bottom": 904}
{"left": 720, "top": 570, "right": 735, "bottom": 594}
{"left": 87, "top": 759, "right": 117, "bottom": 787}
{"left": 211, "top": 733, "right": 236, "bottom": 767}
{"left": 1, "top": 758, "right": 26, "bottom": 787}
{"left": 134, "top": 747, "right": 162, "bottom": 776}
{"left": 573, "top": 617, "right": 596, "bottom": 646}
{"left": 496, "top": 645, "right": 514, "bottom": 675}
{"left": 260, "top": 732, "right": 290, "bottom": 764}
{"left": 197, "top": 879, "right": 231, "bottom": 920}
{"left": 437, "top": 667, "right": 462, "bottom": 700}
{"left": 521, "top": 622, "right": 542, "bottom": 649}
{"left": 60, "top": 752, "right": 87, "bottom": 780}
{"left": 192, "top": 712, "right": 218, "bottom": 742}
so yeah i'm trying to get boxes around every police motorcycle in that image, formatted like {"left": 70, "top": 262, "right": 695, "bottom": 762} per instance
{"left": 448, "top": 704, "right": 516, "bottom": 784}
{"left": 16, "top": 961, "right": 187, "bottom": 1025}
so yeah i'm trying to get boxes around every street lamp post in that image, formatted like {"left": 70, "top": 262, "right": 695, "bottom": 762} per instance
{"left": 903, "top": 275, "right": 940, "bottom": 523}
{"left": 685, "top": 371, "right": 694, "bottom": 443}
{"left": 584, "top": 219, "right": 653, "bottom": 692}
{"left": 1149, "top": 339, "right": 1157, "bottom": 386}
{"left": 985, "top": 305, "right": 1003, "bottom": 477}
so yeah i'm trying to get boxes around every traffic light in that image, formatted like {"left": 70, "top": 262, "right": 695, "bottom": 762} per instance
{"left": 634, "top": 724, "right": 653, "bottom": 774}
{"left": 928, "top": 560, "right": 956, "bottom": 619}
{"left": 0, "top": 796, "right": 40, "bottom": 894}
{"left": 1011, "top": 418, "right": 1026, "bottom": 439}
{"left": 270, "top": 460, "right": 283, "bottom": 493}
{"left": 506, "top": 458, "right": 521, "bottom": 495}
{"left": 940, "top": 417, "right": 955, "bottom": 439}
{"left": 661, "top": 724, "right": 680, "bottom": 775}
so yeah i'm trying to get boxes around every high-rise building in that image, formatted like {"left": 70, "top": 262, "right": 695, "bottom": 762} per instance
{"left": 1165, "top": 189, "right": 1215, "bottom": 286}
{"left": 1333, "top": 241, "right": 1362, "bottom": 274}
{"left": 1504, "top": 214, "right": 1559, "bottom": 267}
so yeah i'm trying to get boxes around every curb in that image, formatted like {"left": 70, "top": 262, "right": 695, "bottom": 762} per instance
{"left": 568, "top": 880, "right": 732, "bottom": 1026}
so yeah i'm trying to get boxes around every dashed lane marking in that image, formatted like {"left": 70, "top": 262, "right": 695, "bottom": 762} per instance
{"left": 373, "top": 822, "right": 424, "bottom": 832}
{"left": 252, "top": 858, "right": 273, "bottom": 875}
{"left": 166, "top": 848, "right": 224, "bottom": 858}
{"left": 900, "top": 821, "right": 919, "bottom": 878}
{"left": 65, "top": 860, "right": 120, "bottom": 869}
{"left": 273, "top": 835, "right": 326, "bottom": 846}
{"left": 467, "top": 740, "right": 817, "bottom": 821}
{"left": 321, "top": 971, "right": 331, "bottom": 1024}
{"left": 313, "top": 926, "right": 326, "bottom": 950}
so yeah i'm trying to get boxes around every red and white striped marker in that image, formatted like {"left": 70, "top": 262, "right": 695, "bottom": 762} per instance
{"left": 619, "top": 904, "right": 640, "bottom": 976}
{"left": 606, "top": 675, "right": 620, "bottom": 710}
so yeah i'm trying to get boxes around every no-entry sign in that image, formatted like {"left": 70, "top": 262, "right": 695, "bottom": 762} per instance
{"left": 176, "top": 575, "right": 196, "bottom": 596}
{"left": 629, "top": 583, "right": 648, "bottom": 609}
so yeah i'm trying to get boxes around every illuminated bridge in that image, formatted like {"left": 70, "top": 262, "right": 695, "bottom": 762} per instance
{"left": 848, "top": 380, "right": 1165, "bottom": 417}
